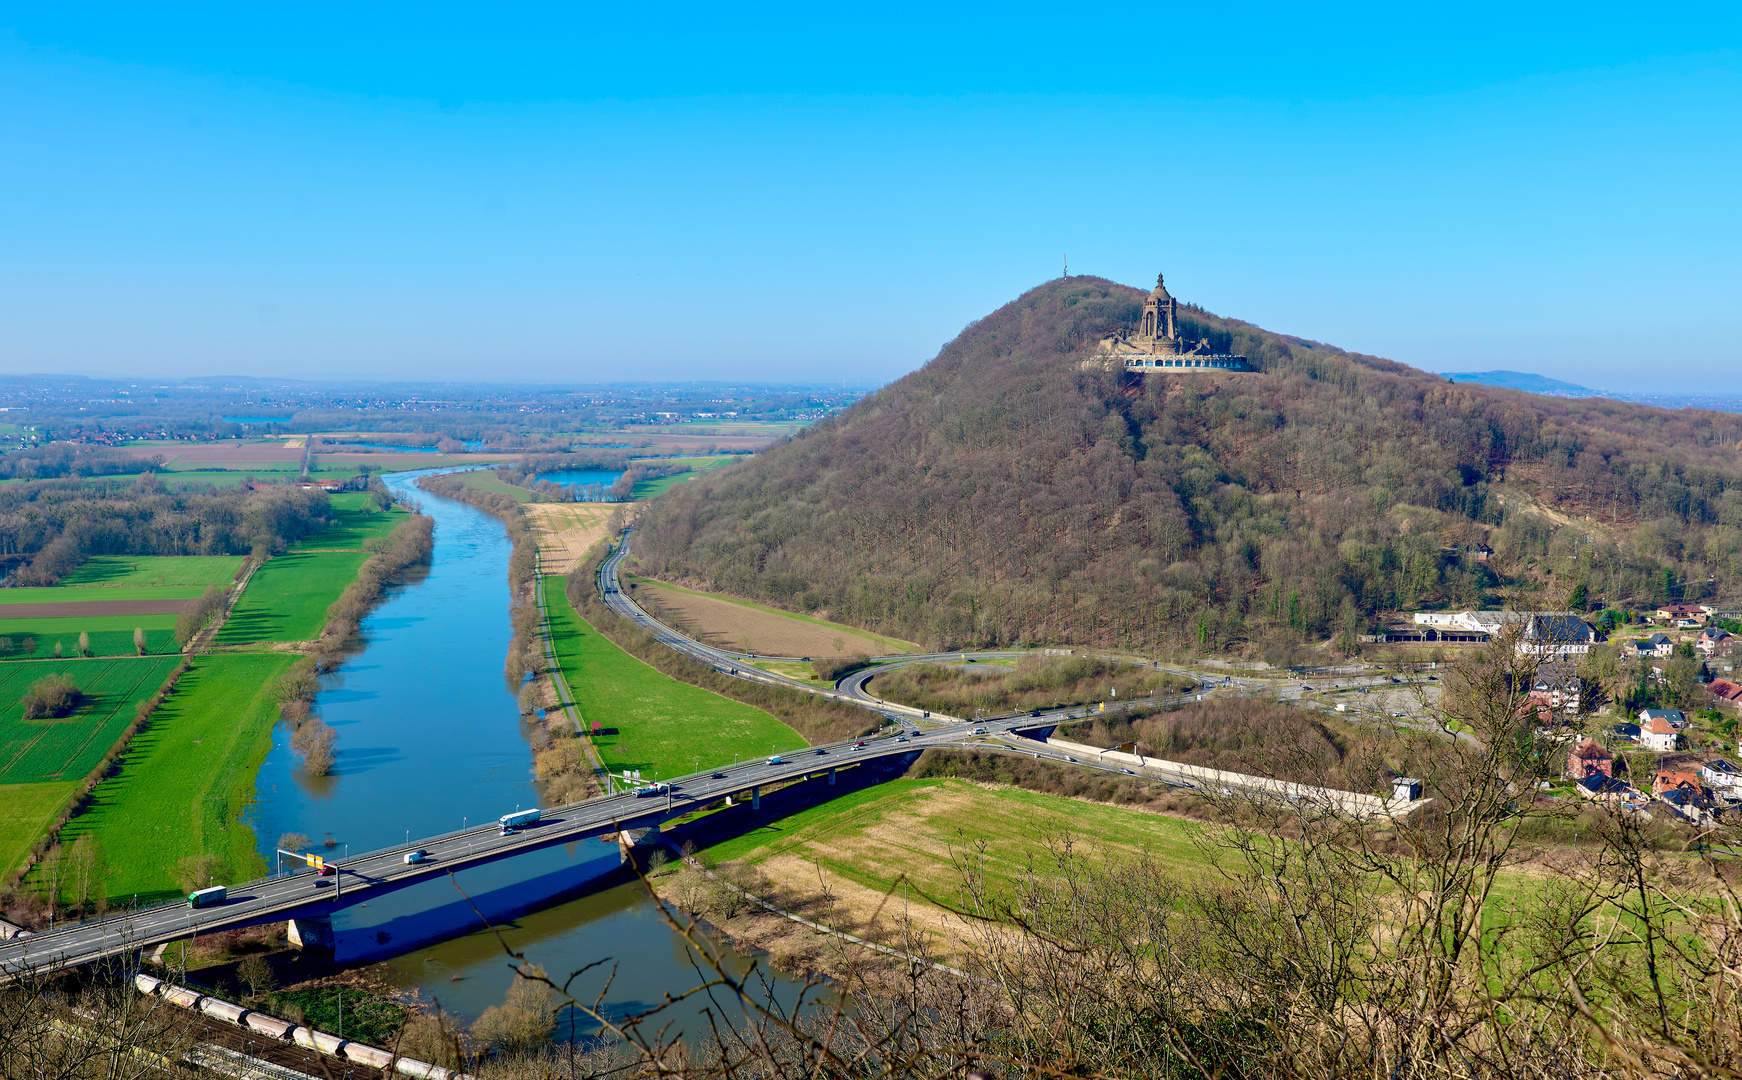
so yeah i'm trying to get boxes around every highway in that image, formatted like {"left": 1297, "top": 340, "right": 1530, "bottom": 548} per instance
{"left": 5, "top": 529, "right": 1427, "bottom": 977}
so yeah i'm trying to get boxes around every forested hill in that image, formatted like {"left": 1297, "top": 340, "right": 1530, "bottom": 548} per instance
{"left": 632, "top": 276, "right": 1742, "bottom": 655}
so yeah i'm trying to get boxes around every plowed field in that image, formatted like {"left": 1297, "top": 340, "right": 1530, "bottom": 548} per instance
{"left": 525, "top": 502, "right": 616, "bottom": 573}
{"left": 632, "top": 579, "right": 919, "bottom": 657}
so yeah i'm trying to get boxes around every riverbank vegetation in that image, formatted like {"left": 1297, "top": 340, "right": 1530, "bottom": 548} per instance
{"left": 868, "top": 654, "right": 1193, "bottom": 716}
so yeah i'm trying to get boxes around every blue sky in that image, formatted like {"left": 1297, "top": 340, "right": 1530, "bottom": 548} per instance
{"left": 1, "top": 3, "right": 1737, "bottom": 390}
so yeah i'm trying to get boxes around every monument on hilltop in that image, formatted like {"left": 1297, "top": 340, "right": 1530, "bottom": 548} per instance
{"left": 1098, "top": 271, "right": 1253, "bottom": 372}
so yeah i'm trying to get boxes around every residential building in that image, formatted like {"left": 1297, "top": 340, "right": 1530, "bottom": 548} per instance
{"left": 1519, "top": 614, "right": 1597, "bottom": 657}
{"left": 1640, "top": 713, "right": 1681, "bottom": 752}
{"left": 1655, "top": 603, "right": 1709, "bottom": 625}
{"left": 1575, "top": 773, "right": 1635, "bottom": 804}
{"left": 1640, "top": 708, "right": 1686, "bottom": 729}
{"left": 1567, "top": 738, "right": 1614, "bottom": 781}
{"left": 1653, "top": 769, "right": 1709, "bottom": 797}
{"left": 1710, "top": 679, "right": 1742, "bottom": 705}
{"left": 1629, "top": 633, "right": 1675, "bottom": 659}
{"left": 1701, "top": 759, "right": 1742, "bottom": 792}
{"left": 1699, "top": 627, "right": 1735, "bottom": 657}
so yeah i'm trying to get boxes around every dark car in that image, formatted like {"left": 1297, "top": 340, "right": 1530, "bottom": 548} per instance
{"left": 711, "top": 772, "right": 727, "bottom": 779}
{"left": 814, "top": 748, "right": 827, "bottom": 756}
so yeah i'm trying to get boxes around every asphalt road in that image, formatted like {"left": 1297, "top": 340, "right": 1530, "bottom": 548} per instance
{"left": 7, "top": 529, "right": 1434, "bottom": 976}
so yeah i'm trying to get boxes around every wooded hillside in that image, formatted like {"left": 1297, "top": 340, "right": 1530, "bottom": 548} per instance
{"left": 633, "top": 276, "right": 1742, "bottom": 653}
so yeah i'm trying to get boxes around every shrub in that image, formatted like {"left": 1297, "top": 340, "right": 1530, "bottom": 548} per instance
{"left": 20, "top": 674, "right": 81, "bottom": 720}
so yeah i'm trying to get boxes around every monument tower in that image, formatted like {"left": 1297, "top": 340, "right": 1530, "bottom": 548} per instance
{"left": 1097, "top": 269, "right": 1253, "bottom": 372}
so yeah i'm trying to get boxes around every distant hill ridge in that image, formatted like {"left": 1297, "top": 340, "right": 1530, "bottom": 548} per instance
{"left": 633, "top": 275, "right": 1742, "bottom": 654}
{"left": 1443, "top": 371, "right": 1600, "bottom": 397}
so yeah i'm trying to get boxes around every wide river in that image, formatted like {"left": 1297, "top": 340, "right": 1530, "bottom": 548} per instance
{"left": 245, "top": 470, "right": 803, "bottom": 1037}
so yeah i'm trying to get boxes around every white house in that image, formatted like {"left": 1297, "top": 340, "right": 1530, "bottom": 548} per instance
{"left": 1640, "top": 713, "right": 1681, "bottom": 752}
{"left": 1701, "top": 759, "right": 1742, "bottom": 792}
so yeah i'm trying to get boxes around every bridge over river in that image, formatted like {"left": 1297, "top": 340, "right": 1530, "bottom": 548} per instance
{"left": 3, "top": 525, "right": 1390, "bottom": 977}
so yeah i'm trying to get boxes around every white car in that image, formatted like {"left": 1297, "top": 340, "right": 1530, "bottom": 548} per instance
{"left": 403, "top": 849, "right": 431, "bottom": 865}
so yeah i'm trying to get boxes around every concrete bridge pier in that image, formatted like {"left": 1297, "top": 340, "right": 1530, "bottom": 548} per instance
{"left": 617, "top": 826, "right": 663, "bottom": 871}
{"left": 829, "top": 767, "right": 836, "bottom": 786}
{"left": 751, "top": 786, "right": 760, "bottom": 810}
{"left": 287, "top": 916, "right": 334, "bottom": 952}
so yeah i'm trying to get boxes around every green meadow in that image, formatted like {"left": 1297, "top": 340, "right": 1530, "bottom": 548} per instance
{"left": 60, "top": 556, "right": 245, "bottom": 588}
{"left": 0, "top": 618, "right": 181, "bottom": 660}
{"left": 58, "top": 653, "right": 297, "bottom": 901}
{"left": 700, "top": 777, "right": 1211, "bottom": 900}
{"left": 0, "top": 657, "right": 181, "bottom": 784}
{"left": 546, "top": 575, "right": 804, "bottom": 779}
{"left": 0, "top": 781, "right": 79, "bottom": 878}
{"left": 291, "top": 492, "right": 407, "bottom": 549}
{"left": 215, "top": 551, "right": 369, "bottom": 644}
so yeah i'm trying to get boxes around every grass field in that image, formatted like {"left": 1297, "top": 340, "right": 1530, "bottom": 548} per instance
{"left": 546, "top": 575, "right": 805, "bottom": 779}
{"left": 291, "top": 492, "right": 406, "bottom": 550}
{"left": 704, "top": 777, "right": 1207, "bottom": 894}
{"left": 0, "top": 781, "right": 78, "bottom": 877}
{"left": 632, "top": 471, "right": 700, "bottom": 499}
{"left": 695, "top": 777, "right": 1212, "bottom": 954}
{"left": 57, "top": 654, "right": 297, "bottom": 900}
{"left": 632, "top": 578, "right": 921, "bottom": 656}
{"left": 215, "top": 551, "right": 369, "bottom": 644}
{"left": 0, "top": 657, "right": 181, "bottom": 784}
{"left": 459, "top": 471, "right": 539, "bottom": 501}
{"left": 0, "top": 585, "right": 205, "bottom": 605}
{"left": 60, "top": 556, "right": 245, "bottom": 588}
{"left": 0, "top": 617, "right": 180, "bottom": 660}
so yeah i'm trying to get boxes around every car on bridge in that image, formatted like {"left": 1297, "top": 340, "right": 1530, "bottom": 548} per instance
{"left": 403, "top": 849, "right": 431, "bottom": 864}
{"left": 768, "top": 754, "right": 783, "bottom": 764}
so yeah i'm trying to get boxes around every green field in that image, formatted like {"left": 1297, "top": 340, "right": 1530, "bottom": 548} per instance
{"left": 0, "top": 781, "right": 79, "bottom": 878}
{"left": 291, "top": 492, "right": 407, "bottom": 549}
{"left": 546, "top": 576, "right": 804, "bottom": 779}
{"left": 456, "top": 471, "right": 537, "bottom": 502}
{"left": 700, "top": 778, "right": 1209, "bottom": 902}
{"left": 0, "top": 657, "right": 181, "bottom": 784}
{"left": 58, "top": 654, "right": 296, "bottom": 901}
{"left": 633, "top": 471, "right": 701, "bottom": 499}
{"left": 0, "top": 618, "right": 180, "bottom": 660}
{"left": 216, "top": 551, "right": 370, "bottom": 644}
{"left": 0, "top": 585, "right": 205, "bottom": 605}
{"left": 60, "top": 556, "right": 245, "bottom": 588}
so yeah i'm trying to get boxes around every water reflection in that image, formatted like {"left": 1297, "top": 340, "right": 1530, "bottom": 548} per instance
{"left": 244, "top": 469, "right": 806, "bottom": 1022}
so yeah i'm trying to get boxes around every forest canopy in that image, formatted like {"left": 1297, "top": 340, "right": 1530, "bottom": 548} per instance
{"left": 632, "top": 276, "right": 1742, "bottom": 653}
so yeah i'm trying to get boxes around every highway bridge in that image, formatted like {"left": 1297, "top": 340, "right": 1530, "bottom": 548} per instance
{"left": 4, "top": 528, "right": 1414, "bottom": 977}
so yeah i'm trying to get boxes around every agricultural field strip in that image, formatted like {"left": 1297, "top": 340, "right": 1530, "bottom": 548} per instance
{"left": 544, "top": 575, "right": 806, "bottom": 778}
{"left": 60, "top": 653, "right": 297, "bottom": 899}
{"left": 214, "top": 550, "right": 371, "bottom": 645}
{"left": 59, "top": 555, "right": 246, "bottom": 588}
{"left": 630, "top": 576, "right": 921, "bottom": 654}
{"left": 0, "top": 586, "right": 206, "bottom": 605}
{"left": 0, "top": 657, "right": 181, "bottom": 783}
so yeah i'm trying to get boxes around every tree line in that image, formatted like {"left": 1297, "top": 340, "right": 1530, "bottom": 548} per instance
{"left": 0, "top": 476, "right": 336, "bottom": 584}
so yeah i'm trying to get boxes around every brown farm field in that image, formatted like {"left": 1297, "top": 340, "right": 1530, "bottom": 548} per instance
{"left": 0, "top": 599, "right": 190, "bottom": 619}
{"left": 524, "top": 502, "right": 616, "bottom": 574}
{"left": 161, "top": 440, "right": 303, "bottom": 465}
{"left": 632, "top": 579, "right": 920, "bottom": 657}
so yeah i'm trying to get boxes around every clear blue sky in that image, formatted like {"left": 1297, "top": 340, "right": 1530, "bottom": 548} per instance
{"left": 2, "top": 3, "right": 1737, "bottom": 391}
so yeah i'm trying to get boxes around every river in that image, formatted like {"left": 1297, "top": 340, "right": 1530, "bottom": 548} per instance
{"left": 245, "top": 470, "right": 803, "bottom": 1038}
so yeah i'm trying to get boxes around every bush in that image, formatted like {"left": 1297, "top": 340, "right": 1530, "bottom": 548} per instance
{"left": 20, "top": 674, "right": 81, "bottom": 720}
